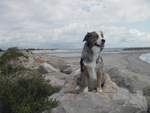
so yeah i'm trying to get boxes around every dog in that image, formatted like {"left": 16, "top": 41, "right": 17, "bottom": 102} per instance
{"left": 79, "top": 31, "right": 105, "bottom": 93}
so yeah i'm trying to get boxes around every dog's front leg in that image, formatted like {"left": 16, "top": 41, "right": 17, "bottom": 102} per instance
{"left": 96, "top": 67, "right": 102, "bottom": 93}
{"left": 83, "top": 66, "right": 89, "bottom": 93}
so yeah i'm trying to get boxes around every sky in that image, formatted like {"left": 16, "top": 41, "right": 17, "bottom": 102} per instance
{"left": 0, "top": 0, "right": 150, "bottom": 49}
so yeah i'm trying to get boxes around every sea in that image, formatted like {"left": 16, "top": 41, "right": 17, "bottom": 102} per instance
{"left": 140, "top": 53, "right": 150, "bottom": 64}
{"left": 32, "top": 48, "right": 123, "bottom": 57}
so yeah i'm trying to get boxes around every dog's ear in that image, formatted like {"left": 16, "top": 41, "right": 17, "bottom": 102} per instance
{"left": 83, "top": 32, "right": 91, "bottom": 42}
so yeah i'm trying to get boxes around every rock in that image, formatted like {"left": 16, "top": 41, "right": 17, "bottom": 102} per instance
{"left": 47, "top": 57, "right": 73, "bottom": 74}
{"left": 112, "top": 88, "right": 147, "bottom": 113}
{"left": 60, "top": 64, "right": 72, "bottom": 74}
{"left": 38, "top": 63, "right": 59, "bottom": 74}
{"left": 46, "top": 76, "right": 65, "bottom": 88}
{"left": 102, "top": 73, "right": 119, "bottom": 97}
{"left": 44, "top": 72, "right": 68, "bottom": 88}
{"left": 106, "top": 67, "right": 147, "bottom": 93}
{"left": 51, "top": 90, "right": 147, "bottom": 113}
{"left": 50, "top": 70, "right": 147, "bottom": 113}
{"left": 51, "top": 93, "right": 113, "bottom": 113}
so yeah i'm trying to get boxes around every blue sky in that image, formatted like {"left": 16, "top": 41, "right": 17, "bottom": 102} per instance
{"left": 0, "top": 0, "right": 150, "bottom": 49}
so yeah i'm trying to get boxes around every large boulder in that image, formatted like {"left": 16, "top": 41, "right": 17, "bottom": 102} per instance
{"left": 44, "top": 71, "right": 69, "bottom": 88}
{"left": 38, "top": 63, "right": 59, "bottom": 74}
{"left": 112, "top": 88, "right": 147, "bottom": 113}
{"left": 47, "top": 56, "right": 73, "bottom": 74}
{"left": 51, "top": 89, "right": 147, "bottom": 113}
{"left": 106, "top": 67, "right": 150, "bottom": 93}
{"left": 50, "top": 70, "right": 147, "bottom": 113}
{"left": 107, "top": 67, "right": 135, "bottom": 93}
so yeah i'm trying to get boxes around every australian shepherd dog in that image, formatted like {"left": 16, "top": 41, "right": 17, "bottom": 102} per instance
{"left": 79, "top": 31, "right": 105, "bottom": 93}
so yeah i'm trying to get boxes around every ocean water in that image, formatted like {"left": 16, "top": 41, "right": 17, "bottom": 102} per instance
{"left": 140, "top": 53, "right": 150, "bottom": 64}
{"left": 32, "top": 48, "right": 123, "bottom": 57}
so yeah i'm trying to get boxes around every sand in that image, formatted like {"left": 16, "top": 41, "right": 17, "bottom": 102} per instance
{"left": 49, "top": 50, "right": 150, "bottom": 77}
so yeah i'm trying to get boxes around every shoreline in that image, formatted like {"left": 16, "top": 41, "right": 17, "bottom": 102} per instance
{"left": 139, "top": 53, "right": 150, "bottom": 64}
{"left": 38, "top": 50, "right": 150, "bottom": 76}
{"left": 51, "top": 51, "right": 150, "bottom": 76}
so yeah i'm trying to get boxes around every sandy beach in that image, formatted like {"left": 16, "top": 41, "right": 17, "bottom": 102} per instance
{"left": 54, "top": 50, "right": 150, "bottom": 76}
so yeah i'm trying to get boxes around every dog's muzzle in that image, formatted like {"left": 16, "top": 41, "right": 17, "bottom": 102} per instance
{"left": 101, "top": 39, "right": 105, "bottom": 45}
{"left": 95, "top": 39, "right": 105, "bottom": 47}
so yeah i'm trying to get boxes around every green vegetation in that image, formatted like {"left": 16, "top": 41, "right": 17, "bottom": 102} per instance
{"left": 0, "top": 47, "right": 60, "bottom": 113}
{"left": 143, "top": 85, "right": 150, "bottom": 96}
{"left": 0, "top": 47, "right": 27, "bottom": 76}
{"left": 143, "top": 85, "right": 150, "bottom": 113}
{"left": 0, "top": 47, "right": 27, "bottom": 62}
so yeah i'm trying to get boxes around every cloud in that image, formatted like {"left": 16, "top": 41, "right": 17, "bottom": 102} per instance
{"left": 0, "top": 25, "right": 150, "bottom": 49}
{"left": 0, "top": 0, "right": 150, "bottom": 48}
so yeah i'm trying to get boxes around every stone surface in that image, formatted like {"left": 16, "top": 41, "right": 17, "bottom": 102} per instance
{"left": 44, "top": 72, "right": 68, "bottom": 88}
{"left": 107, "top": 67, "right": 150, "bottom": 93}
{"left": 50, "top": 68, "right": 147, "bottom": 113}
{"left": 51, "top": 90, "right": 147, "bottom": 113}
{"left": 14, "top": 53, "right": 148, "bottom": 113}
{"left": 38, "top": 63, "right": 59, "bottom": 74}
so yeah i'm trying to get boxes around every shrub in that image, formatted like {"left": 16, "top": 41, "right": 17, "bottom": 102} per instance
{"left": 0, "top": 72, "right": 60, "bottom": 113}
{"left": 143, "top": 85, "right": 150, "bottom": 96}
{"left": 0, "top": 47, "right": 27, "bottom": 76}
{"left": 0, "top": 47, "right": 27, "bottom": 63}
{"left": 143, "top": 86, "right": 150, "bottom": 113}
{"left": 0, "top": 47, "right": 60, "bottom": 113}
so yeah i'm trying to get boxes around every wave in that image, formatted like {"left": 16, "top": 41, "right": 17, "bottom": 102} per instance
{"left": 139, "top": 53, "right": 150, "bottom": 64}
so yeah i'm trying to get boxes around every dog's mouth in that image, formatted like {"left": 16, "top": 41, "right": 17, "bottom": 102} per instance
{"left": 95, "top": 39, "right": 105, "bottom": 47}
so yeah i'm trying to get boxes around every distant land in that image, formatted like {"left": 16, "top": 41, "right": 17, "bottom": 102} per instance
{"left": 0, "top": 47, "right": 150, "bottom": 52}
{"left": 123, "top": 47, "right": 150, "bottom": 51}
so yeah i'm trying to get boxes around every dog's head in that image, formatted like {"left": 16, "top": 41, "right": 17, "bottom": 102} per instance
{"left": 83, "top": 31, "right": 105, "bottom": 48}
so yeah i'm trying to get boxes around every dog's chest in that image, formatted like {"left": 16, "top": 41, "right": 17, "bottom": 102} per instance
{"left": 84, "top": 46, "right": 100, "bottom": 79}
{"left": 92, "top": 46, "right": 100, "bottom": 61}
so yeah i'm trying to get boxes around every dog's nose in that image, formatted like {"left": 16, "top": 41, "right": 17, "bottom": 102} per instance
{"left": 102, "top": 39, "right": 105, "bottom": 43}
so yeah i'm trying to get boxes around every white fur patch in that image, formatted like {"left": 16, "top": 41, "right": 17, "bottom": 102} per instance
{"left": 84, "top": 46, "right": 101, "bottom": 80}
{"left": 96, "top": 31, "right": 103, "bottom": 45}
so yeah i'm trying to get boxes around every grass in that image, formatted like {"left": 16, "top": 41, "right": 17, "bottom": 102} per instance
{"left": 0, "top": 47, "right": 27, "bottom": 63}
{"left": 0, "top": 47, "right": 27, "bottom": 76}
{"left": 0, "top": 47, "right": 60, "bottom": 113}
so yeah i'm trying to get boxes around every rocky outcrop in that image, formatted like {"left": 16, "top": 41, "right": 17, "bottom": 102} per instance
{"left": 107, "top": 67, "right": 150, "bottom": 93}
{"left": 17, "top": 53, "right": 148, "bottom": 113}
{"left": 49, "top": 69, "right": 147, "bottom": 113}
{"left": 38, "top": 63, "right": 59, "bottom": 74}
{"left": 51, "top": 89, "right": 147, "bottom": 113}
{"left": 46, "top": 56, "right": 73, "bottom": 74}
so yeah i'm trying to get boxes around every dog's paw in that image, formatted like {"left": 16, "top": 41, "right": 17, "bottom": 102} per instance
{"left": 97, "top": 88, "right": 102, "bottom": 93}
{"left": 83, "top": 87, "right": 89, "bottom": 93}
